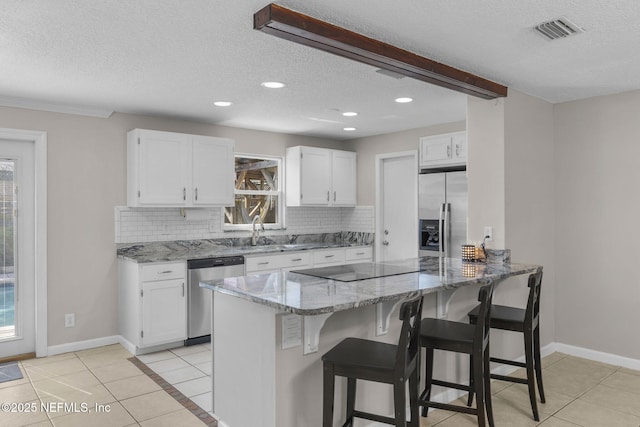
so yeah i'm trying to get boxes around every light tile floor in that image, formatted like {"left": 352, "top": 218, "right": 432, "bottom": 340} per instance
{"left": 0, "top": 343, "right": 210, "bottom": 427}
{"left": 136, "top": 343, "right": 213, "bottom": 415}
{"left": 2, "top": 346, "right": 640, "bottom": 426}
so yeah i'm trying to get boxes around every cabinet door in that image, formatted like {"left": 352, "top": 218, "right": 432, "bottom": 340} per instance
{"left": 300, "top": 147, "right": 332, "bottom": 205}
{"left": 141, "top": 279, "right": 186, "bottom": 346}
{"left": 452, "top": 132, "right": 467, "bottom": 162}
{"left": 331, "top": 150, "right": 357, "bottom": 206}
{"left": 192, "top": 136, "right": 235, "bottom": 206}
{"left": 420, "top": 135, "right": 453, "bottom": 166}
{"left": 138, "top": 131, "right": 190, "bottom": 205}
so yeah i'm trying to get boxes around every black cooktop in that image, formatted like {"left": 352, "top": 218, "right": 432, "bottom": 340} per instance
{"left": 291, "top": 262, "right": 420, "bottom": 282}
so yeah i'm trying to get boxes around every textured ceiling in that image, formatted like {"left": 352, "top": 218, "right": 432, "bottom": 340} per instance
{"left": 1, "top": 1, "right": 639, "bottom": 140}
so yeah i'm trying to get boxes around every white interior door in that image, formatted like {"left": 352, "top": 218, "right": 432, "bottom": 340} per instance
{"left": 376, "top": 151, "right": 418, "bottom": 262}
{"left": 0, "top": 139, "right": 35, "bottom": 358}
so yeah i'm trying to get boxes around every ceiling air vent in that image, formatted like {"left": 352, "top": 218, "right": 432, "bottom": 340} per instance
{"left": 534, "top": 17, "right": 584, "bottom": 40}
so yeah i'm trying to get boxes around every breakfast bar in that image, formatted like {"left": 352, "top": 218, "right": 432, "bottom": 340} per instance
{"left": 201, "top": 256, "right": 542, "bottom": 427}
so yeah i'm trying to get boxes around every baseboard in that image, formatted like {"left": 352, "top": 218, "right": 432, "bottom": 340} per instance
{"left": 554, "top": 342, "right": 640, "bottom": 371}
{"left": 47, "top": 335, "right": 120, "bottom": 356}
{"left": 118, "top": 336, "right": 137, "bottom": 355}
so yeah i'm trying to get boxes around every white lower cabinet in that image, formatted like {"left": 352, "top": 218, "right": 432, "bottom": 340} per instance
{"left": 119, "top": 260, "right": 187, "bottom": 354}
{"left": 345, "top": 246, "right": 374, "bottom": 263}
{"left": 245, "top": 252, "right": 312, "bottom": 275}
{"left": 312, "top": 248, "right": 346, "bottom": 267}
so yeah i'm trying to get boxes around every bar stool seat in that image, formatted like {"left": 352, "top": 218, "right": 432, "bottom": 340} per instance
{"left": 467, "top": 271, "right": 545, "bottom": 421}
{"left": 419, "top": 284, "right": 495, "bottom": 427}
{"left": 322, "top": 296, "right": 423, "bottom": 427}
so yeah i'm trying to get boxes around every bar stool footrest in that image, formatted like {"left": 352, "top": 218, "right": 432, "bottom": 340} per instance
{"left": 491, "top": 373, "right": 528, "bottom": 384}
{"left": 350, "top": 410, "right": 396, "bottom": 426}
{"left": 431, "top": 379, "right": 472, "bottom": 393}
{"left": 419, "top": 400, "right": 478, "bottom": 416}
{"left": 490, "top": 356, "right": 526, "bottom": 368}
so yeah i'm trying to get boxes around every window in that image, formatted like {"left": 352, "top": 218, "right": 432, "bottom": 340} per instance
{"left": 223, "top": 154, "right": 284, "bottom": 229}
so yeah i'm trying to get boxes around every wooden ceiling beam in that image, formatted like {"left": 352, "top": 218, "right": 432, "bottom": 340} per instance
{"left": 254, "top": 3, "right": 507, "bottom": 99}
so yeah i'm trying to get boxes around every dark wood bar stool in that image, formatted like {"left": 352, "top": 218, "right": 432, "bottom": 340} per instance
{"left": 467, "top": 271, "right": 545, "bottom": 421}
{"left": 322, "top": 296, "right": 423, "bottom": 427}
{"left": 418, "top": 284, "right": 495, "bottom": 427}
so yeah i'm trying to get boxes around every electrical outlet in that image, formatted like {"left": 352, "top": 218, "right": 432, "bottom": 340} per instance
{"left": 65, "top": 313, "right": 75, "bottom": 328}
{"left": 483, "top": 226, "right": 493, "bottom": 242}
{"left": 161, "top": 223, "right": 170, "bottom": 235}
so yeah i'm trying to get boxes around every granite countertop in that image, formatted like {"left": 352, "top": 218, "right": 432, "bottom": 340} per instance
{"left": 201, "top": 256, "right": 542, "bottom": 315}
{"left": 117, "top": 234, "right": 372, "bottom": 263}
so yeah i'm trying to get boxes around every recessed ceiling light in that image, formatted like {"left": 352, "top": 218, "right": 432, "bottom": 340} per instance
{"left": 342, "top": 111, "right": 358, "bottom": 117}
{"left": 343, "top": 127, "right": 357, "bottom": 131}
{"left": 213, "top": 101, "right": 232, "bottom": 107}
{"left": 395, "top": 97, "right": 413, "bottom": 103}
{"left": 261, "top": 81, "right": 286, "bottom": 89}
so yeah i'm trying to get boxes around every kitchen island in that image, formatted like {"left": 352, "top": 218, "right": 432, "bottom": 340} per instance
{"left": 201, "top": 256, "right": 541, "bottom": 427}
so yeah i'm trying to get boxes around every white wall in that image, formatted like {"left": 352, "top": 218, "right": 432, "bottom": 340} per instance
{"left": 0, "top": 106, "right": 345, "bottom": 347}
{"left": 503, "top": 90, "right": 556, "bottom": 355}
{"left": 554, "top": 90, "right": 640, "bottom": 360}
{"left": 467, "top": 97, "right": 505, "bottom": 246}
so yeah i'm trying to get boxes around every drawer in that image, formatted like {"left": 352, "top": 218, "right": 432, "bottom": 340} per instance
{"left": 141, "top": 262, "right": 185, "bottom": 282}
{"left": 279, "top": 252, "right": 312, "bottom": 269}
{"left": 245, "top": 255, "right": 281, "bottom": 273}
{"left": 246, "top": 252, "right": 313, "bottom": 272}
{"left": 345, "top": 246, "right": 373, "bottom": 262}
{"left": 312, "top": 248, "right": 346, "bottom": 266}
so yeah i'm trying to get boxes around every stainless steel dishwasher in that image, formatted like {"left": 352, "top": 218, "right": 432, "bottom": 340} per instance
{"left": 186, "top": 255, "right": 245, "bottom": 345}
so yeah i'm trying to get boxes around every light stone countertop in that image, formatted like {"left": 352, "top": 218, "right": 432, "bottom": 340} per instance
{"left": 200, "top": 256, "right": 542, "bottom": 316}
{"left": 117, "top": 232, "right": 373, "bottom": 263}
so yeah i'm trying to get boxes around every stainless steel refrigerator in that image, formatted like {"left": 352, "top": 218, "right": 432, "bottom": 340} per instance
{"left": 418, "top": 170, "right": 468, "bottom": 257}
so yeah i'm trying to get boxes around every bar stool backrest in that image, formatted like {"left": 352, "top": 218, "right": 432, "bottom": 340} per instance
{"left": 395, "top": 296, "right": 424, "bottom": 374}
{"left": 475, "top": 284, "right": 495, "bottom": 352}
{"left": 526, "top": 271, "right": 543, "bottom": 329}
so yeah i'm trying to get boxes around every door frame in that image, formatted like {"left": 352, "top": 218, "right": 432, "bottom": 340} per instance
{"left": 374, "top": 150, "right": 418, "bottom": 262}
{"left": 0, "top": 128, "right": 47, "bottom": 357}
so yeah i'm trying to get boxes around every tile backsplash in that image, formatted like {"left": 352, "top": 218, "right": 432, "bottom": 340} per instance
{"left": 115, "top": 205, "right": 374, "bottom": 244}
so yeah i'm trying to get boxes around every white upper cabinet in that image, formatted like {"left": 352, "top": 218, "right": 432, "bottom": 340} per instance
{"left": 127, "top": 129, "right": 234, "bottom": 207}
{"left": 331, "top": 150, "right": 357, "bottom": 206}
{"left": 191, "top": 135, "right": 235, "bottom": 206}
{"left": 286, "top": 146, "right": 356, "bottom": 207}
{"left": 419, "top": 131, "right": 467, "bottom": 169}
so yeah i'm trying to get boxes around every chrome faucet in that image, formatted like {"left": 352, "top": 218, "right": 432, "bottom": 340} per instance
{"left": 251, "top": 215, "right": 265, "bottom": 246}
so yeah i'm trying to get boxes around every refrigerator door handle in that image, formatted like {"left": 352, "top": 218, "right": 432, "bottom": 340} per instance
{"left": 438, "top": 203, "right": 444, "bottom": 255}
{"left": 444, "top": 203, "right": 451, "bottom": 257}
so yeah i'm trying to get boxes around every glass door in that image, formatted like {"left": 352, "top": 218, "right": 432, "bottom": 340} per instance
{"left": 0, "top": 160, "right": 16, "bottom": 340}
{"left": 0, "top": 138, "right": 35, "bottom": 358}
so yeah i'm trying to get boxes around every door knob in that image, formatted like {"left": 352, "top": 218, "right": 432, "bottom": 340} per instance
{"left": 384, "top": 229, "right": 389, "bottom": 235}
{"left": 382, "top": 241, "right": 389, "bottom": 246}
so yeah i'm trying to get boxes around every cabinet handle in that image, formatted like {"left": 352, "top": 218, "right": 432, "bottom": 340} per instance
{"left": 325, "top": 255, "right": 335, "bottom": 258}
{"left": 447, "top": 145, "right": 451, "bottom": 157}
{"left": 182, "top": 283, "right": 185, "bottom": 297}
{"left": 195, "top": 188, "right": 198, "bottom": 201}
{"left": 159, "top": 270, "right": 173, "bottom": 274}
{"left": 327, "top": 191, "right": 330, "bottom": 202}
{"left": 258, "top": 262, "right": 270, "bottom": 265}
{"left": 456, "top": 144, "right": 460, "bottom": 156}
{"left": 183, "top": 188, "right": 186, "bottom": 201}
{"left": 291, "top": 258, "right": 303, "bottom": 262}
{"left": 333, "top": 191, "right": 336, "bottom": 202}
{"left": 356, "top": 252, "right": 365, "bottom": 255}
